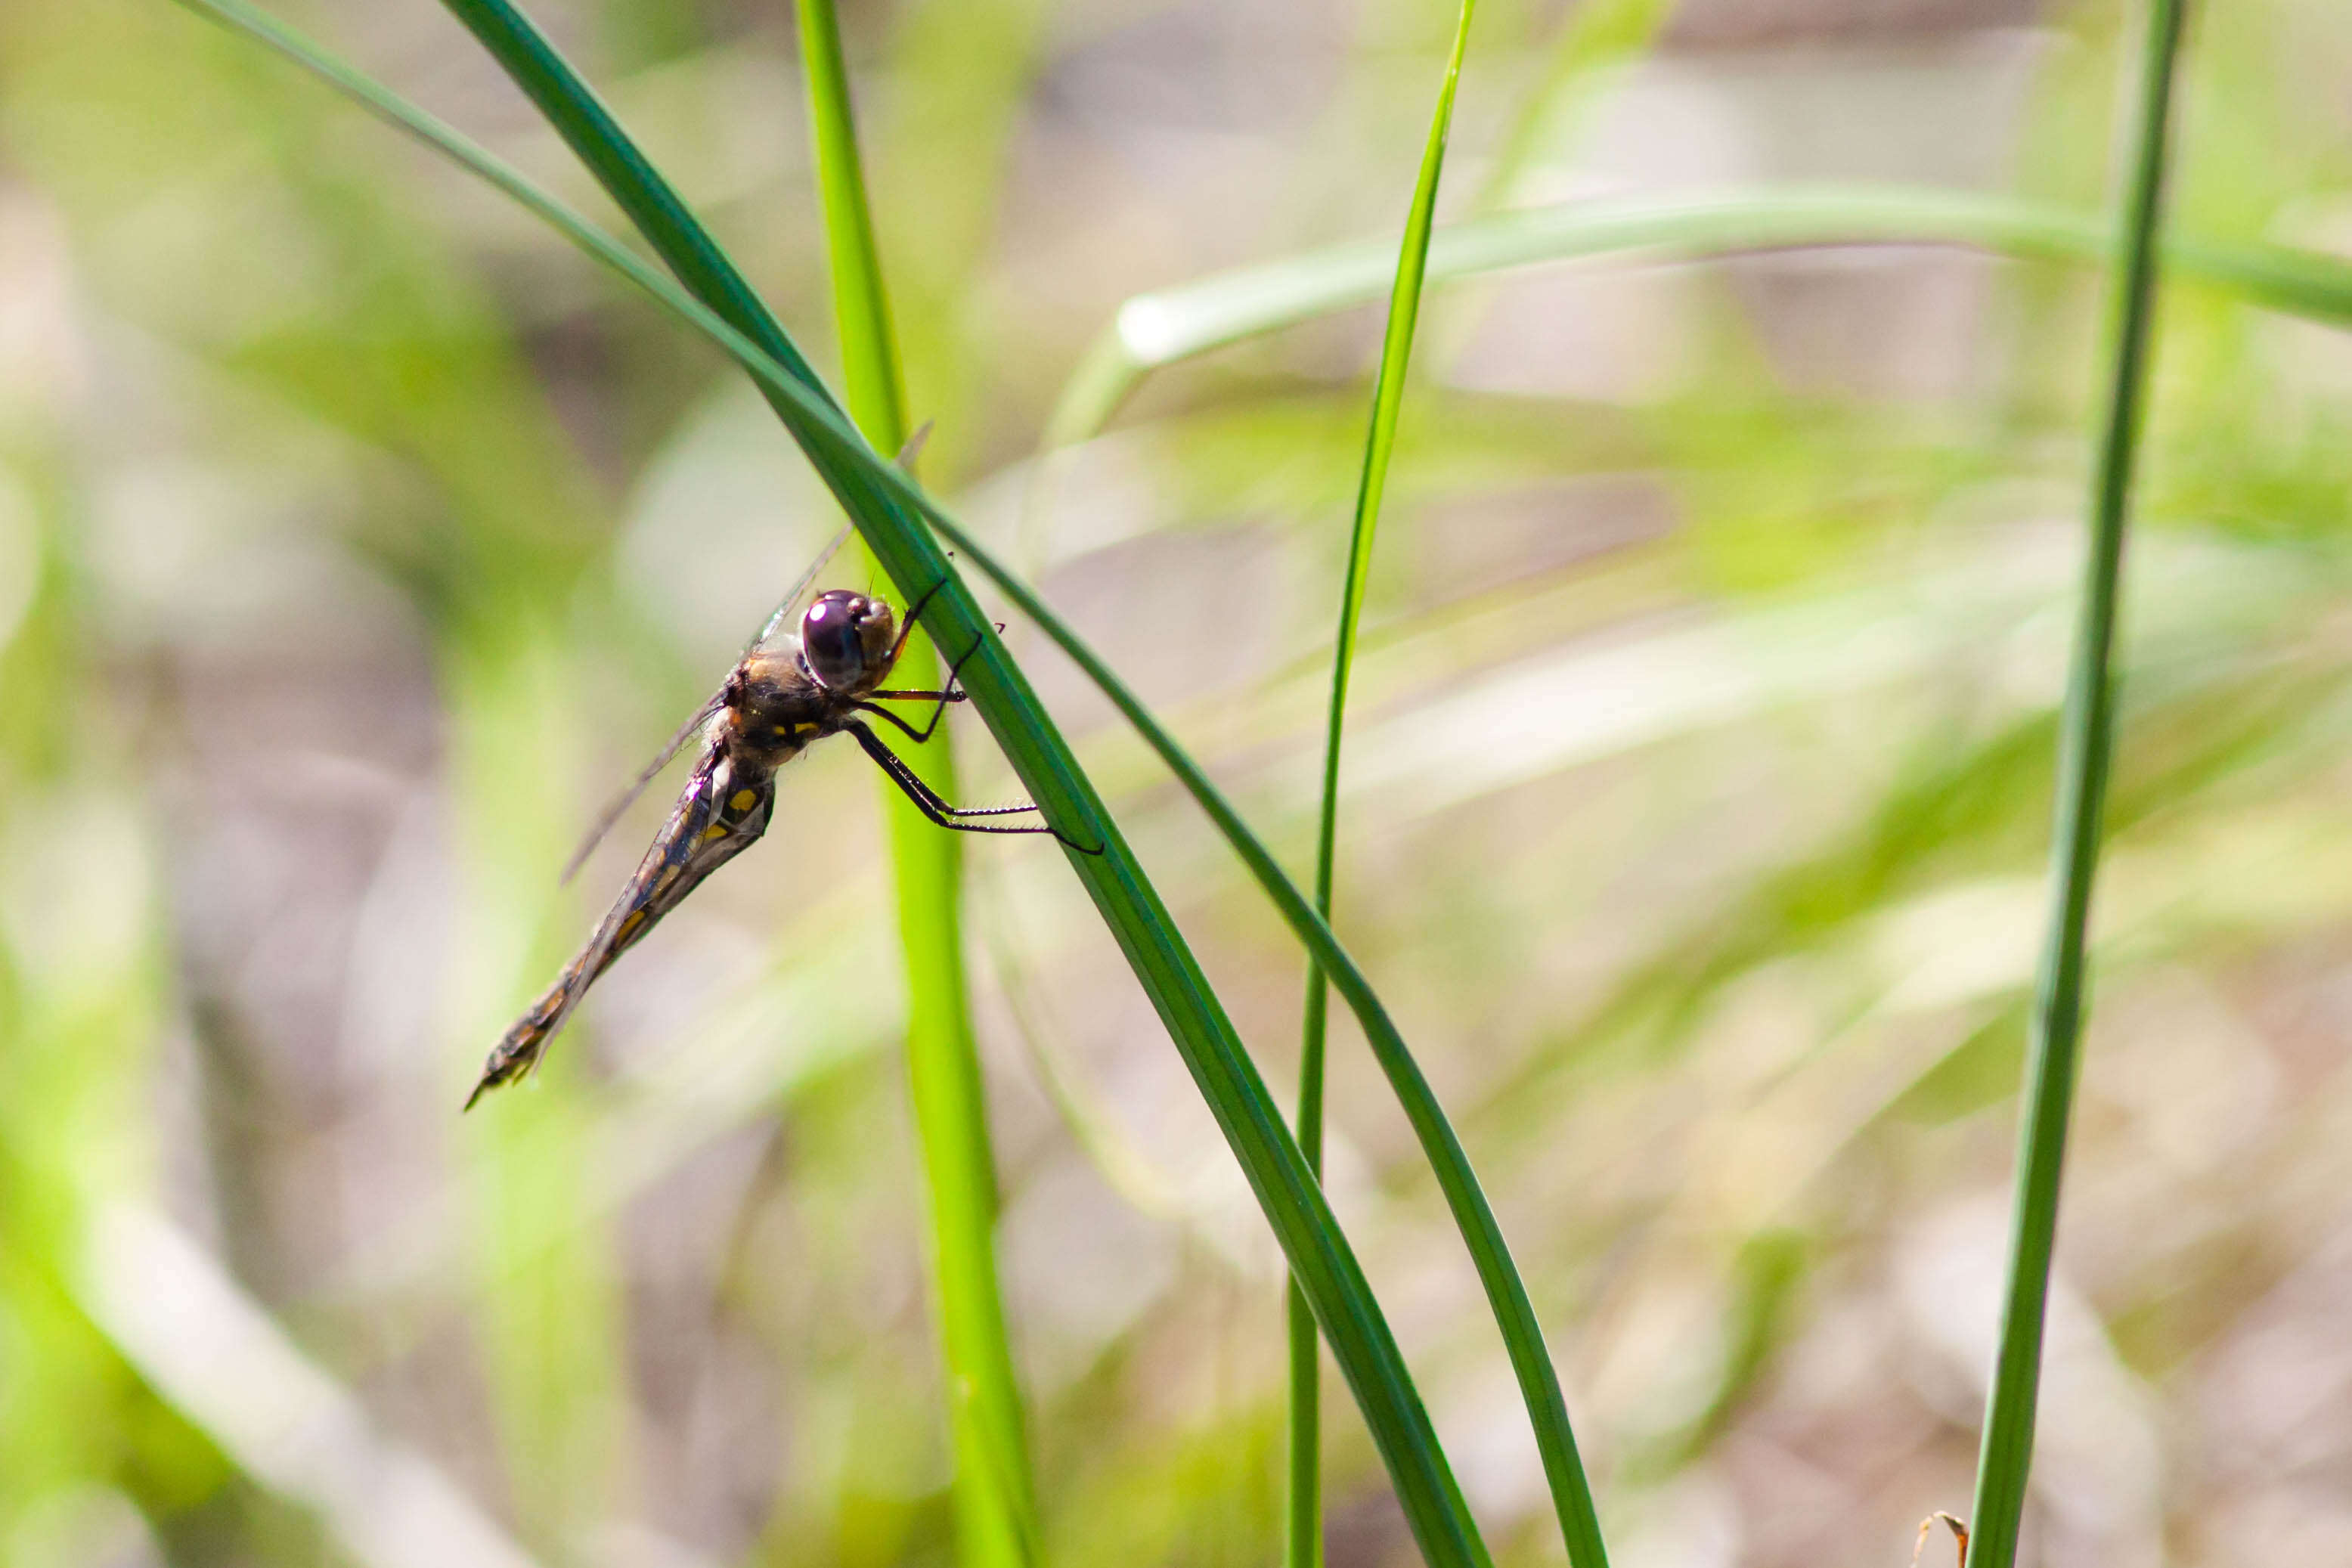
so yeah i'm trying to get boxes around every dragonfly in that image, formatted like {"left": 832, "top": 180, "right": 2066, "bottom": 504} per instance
{"left": 468, "top": 482, "right": 1092, "bottom": 1108}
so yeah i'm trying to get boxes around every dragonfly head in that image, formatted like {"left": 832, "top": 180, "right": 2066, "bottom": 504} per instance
{"left": 801, "top": 590, "right": 897, "bottom": 689}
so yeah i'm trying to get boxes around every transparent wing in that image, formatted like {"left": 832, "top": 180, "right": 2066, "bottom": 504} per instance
{"left": 751, "top": 522, "right": 854, "bottom": 651}
{"left": 562, "top": 519, "right": 835, "bottom": 882}
{"left": 560, "top": 690, "right": 725, "bottom": 884}
{"left": 750, "top": 421, "right": 934, "bottom": 650}
{"left": 566, "top": 423, "right": 931, "bottom": 882}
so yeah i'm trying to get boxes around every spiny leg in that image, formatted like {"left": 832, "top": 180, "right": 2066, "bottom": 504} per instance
{"left": 863, "top": 629, "right": 990, "bottom": 743}
{"left": 857, "top": 608, "right": 1100, "bottom": 851}
{"left": 857, "top": 699, "right": 976, "bottom": 748}
{"left": 847, "top": 721, "right": 1048, "bottom": 820}
{"left": 844, "top": 720, "right": 1100, "bottom": 852}
{"left": 883, "top": 574, "right": 953, "bottom": 670}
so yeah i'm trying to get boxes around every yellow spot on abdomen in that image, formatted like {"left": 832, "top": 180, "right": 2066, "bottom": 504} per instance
{"left": 730, "top": 789, "right": 758, "bottom": 813}
{"left": 701, "top": 823, "right": 729, "bottom": 843}
{"left": 618, "top": 909, "right": 647, "bottom": 940}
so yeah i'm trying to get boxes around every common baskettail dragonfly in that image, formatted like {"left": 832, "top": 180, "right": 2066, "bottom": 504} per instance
{"left": 469, "top": 473, "right": 1090, "bottom": 1108}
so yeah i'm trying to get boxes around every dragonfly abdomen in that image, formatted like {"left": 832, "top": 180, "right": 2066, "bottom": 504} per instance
{"left": 464, "top": 756, "right": 779, "bottom": 1108}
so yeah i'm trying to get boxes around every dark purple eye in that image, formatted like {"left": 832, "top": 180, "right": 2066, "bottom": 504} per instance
{"left": 801, "top": 591, "right": 872, "bottom": 687}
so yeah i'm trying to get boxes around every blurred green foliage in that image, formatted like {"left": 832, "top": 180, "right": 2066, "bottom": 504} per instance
{"left": 5, "top": 0, "right": 2352, "bottom": 1566}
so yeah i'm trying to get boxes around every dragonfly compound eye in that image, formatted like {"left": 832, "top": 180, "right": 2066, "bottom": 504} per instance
{"left": 801, "top": 591, "right": 872, "bottom": 686}
{"left": 801, "top": 590, "right": 896, "bottom": 688}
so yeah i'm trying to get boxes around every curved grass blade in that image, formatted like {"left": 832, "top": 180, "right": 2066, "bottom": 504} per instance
{"left": 794, "top": 0, "right": 1037, "bottom": 1560}
{"left": 1046, "top": 183, "right": 2352, "bottom": 443}
{"left": 169, "top": 3, "right": 1490, "bottom": 1561}
{"left": 1290, "top": 8, "right": 1616, "bottom": 1568}
{"left": 1964, "top": 0, "right": 2189, "bottom": 1563}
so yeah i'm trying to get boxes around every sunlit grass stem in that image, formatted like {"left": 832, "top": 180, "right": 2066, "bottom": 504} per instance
{"left": 1965, "top": 0, "right": 2188, "bottom": 1563}
{"left": 794, "top": 1, "right": 1038, "bottom": 1562}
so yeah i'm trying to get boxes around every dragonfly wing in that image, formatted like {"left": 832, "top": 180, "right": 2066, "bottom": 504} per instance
{"left": 745, "top": 424, "right": 931, "bottom": 652}
{"left": 469, "top": 752, "right": 779, "bottom": 1107}
{"left": 560, "top": 692, "right": 726, "bottom": 885}
{"left": 753, "top": 524, "right": 854, "bottom": 650}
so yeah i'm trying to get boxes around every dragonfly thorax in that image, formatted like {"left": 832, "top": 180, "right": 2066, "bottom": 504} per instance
{"left": 722, "top": 649, "right": 835, "bottom": 759}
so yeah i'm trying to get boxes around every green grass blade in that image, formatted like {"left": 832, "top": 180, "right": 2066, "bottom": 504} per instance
{"left": 794, "top": 2, "right": 1037, "bottom": 1561}
{"left": 1288, "top": 10, "right": 1593, "bottom": 1568}
{"left": 795, "top": 0, "right": 909, "bottom": 450}
{"left": 1964, "top": 2, "right": 2189, "bottom": 1564}
{"left": 1046, "top": 183, "right": 2352, "bottom": 442}
{"left": 169, "top": 4, "right": 1492, "bottom": 1562}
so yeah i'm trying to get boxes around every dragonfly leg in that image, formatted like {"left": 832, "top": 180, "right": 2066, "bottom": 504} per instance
{"left": 856, "top": 700, "right": 959, "bottom": 747}
{"left": 884, "top": 573, "right": 953, "bottom": 668}
{"left": 862, "top": 631, "right": 988, "bottom": 742}
{"left": 844, "top": 720, "right": 1102, "bottom": 853}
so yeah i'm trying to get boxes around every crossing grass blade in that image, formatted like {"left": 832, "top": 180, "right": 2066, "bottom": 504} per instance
{"left": 169, "top": 2, "right": 1493, "bottom": 1562}
{"left": 1964, "top": 0, "right": 2190, "bottom": 1563}
{"left": 1291, "top": 6, "right": 1606, "bottom": 1568}
{"left": 792, "top": 1, "right": 1037, "bottom": 1562}
{"left": 1044, "top": 184, "right": 2352, "bottom": 445}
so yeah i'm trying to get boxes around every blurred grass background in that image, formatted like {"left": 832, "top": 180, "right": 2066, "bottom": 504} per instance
{"left": 4, "top": 0, "right": 2352, "bottom": 1566}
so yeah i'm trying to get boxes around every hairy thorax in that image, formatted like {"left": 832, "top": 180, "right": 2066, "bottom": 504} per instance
{"left": 721, "top": 650, "right": 839, "bottom": 770}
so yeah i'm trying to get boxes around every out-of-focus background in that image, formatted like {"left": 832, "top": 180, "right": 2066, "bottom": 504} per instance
{"left": 4, "top": 0, "right": 2351, "bottom": 1564}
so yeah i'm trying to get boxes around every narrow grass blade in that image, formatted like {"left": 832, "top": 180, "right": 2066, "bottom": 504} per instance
{"left": 1047, "top": 183, "right": 2352, "bottom": 442}
{"left": 1291, "top": 9, "right": 1613, "bottom": 1568}
{"left": 1965, "top": 1, "right": 2189, "bottom": 1563}
{"left": 794, "top": 0, "right": 1037, "bottom": 1560}
{"left": 169, "top": 4, "right": 1492, "bottom": 1561}
{"left": 795, "top": 0, "right": 907, "bottom": 450}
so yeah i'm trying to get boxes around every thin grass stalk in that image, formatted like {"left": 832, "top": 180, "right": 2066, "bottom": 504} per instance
{"left": 1294, "top": 6, "right": 1610, "bottom": 1560}
{"left": 795, "top": 0, "right": 907, "bottom": 448}
{"left": 1964, "top": 1, "right": 2188, "bottom": 1563}
{"left": 178, "top": 5, "right": 1492, "bottom": 1561}
{"left": 793, "top": 2, "right": 1037, "bottom": 1561}
{"left": 1291, "top": 8, "right": 1479, "bottom": 1568}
